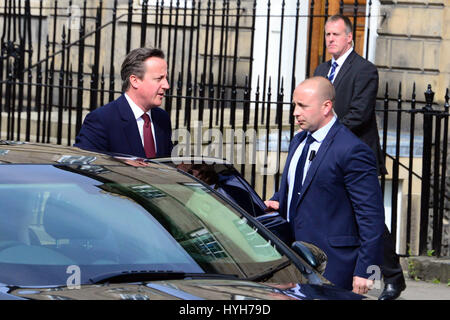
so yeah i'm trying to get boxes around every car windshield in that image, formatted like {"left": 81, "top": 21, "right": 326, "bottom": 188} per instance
{"left": 0, "top": 164, "right": 289, "bottom": 286}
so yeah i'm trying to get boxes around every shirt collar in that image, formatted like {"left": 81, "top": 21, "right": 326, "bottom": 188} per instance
{"left": 332, "top": 47, "right": 353, "bottom": 67}
{"left": 124, "top": 93, "right": 150, "bottom": 120}
{"left": 310, "top": 116, "right": 337, "bottom": 143}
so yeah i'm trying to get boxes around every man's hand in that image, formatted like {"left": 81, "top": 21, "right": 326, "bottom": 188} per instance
{"left": 264, "top": 200, "right": 280, "bottom": 212}
{"left": 352, "top": 276, "right": 374, "bottom": 295}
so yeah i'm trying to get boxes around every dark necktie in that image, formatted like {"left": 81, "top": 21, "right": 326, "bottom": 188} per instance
{"left": 289, "top": 134, "right": 315, "bottom": 219}
{"left": 142, "top": 113, "right": 156, "bottom": 158}
{"left": 328, "top": 61, "right": 338, "bottom": 83}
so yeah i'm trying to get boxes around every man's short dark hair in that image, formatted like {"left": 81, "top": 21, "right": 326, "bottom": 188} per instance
{"left": 326, "top": 14, "right": 353, "bottom": 34}
{"left": 120, "top": 47, "right": 165, "bottom": 92}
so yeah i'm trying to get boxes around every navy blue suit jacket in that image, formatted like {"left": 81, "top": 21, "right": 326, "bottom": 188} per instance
{"left": 74, "top": 95, "right": 173, "bottom": 158}
{"left": 272, "top": 120, "right": 385, "bottom": 290}
{"left": 314, "top": 50, "right": 386, "bottom": 174}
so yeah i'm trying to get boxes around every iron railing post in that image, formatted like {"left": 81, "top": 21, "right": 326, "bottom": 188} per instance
{"left": 419, "top": 85, "right": 434, "bottom": 255}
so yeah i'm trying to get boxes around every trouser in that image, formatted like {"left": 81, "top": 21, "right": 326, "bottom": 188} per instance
{"left": 381, "top": 225, "right": 406, "bottom": 285}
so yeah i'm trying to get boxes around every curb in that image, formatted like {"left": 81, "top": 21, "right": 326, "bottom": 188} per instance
{"left": 401, "top": 256, "right": 450, "bottom": 284}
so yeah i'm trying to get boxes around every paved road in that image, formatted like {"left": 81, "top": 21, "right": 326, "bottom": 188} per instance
{"left": 366, "top": 277, "right": 450, "bottom": 300}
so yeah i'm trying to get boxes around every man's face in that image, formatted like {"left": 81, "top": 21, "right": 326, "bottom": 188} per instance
{"left": 325, "top": 19, "right": 352, "bottom": 60}
{"left": 292, "top": 84, "right": 327, "bottom": 133}
{"left": 135, "top": 57, "right": 170, "bottom": 110}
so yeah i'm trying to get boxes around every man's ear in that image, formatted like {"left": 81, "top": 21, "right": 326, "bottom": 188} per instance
{"left": 129, "top": 74, "right": 140, "bottom": 89}
{"left": 322, "top": 99, "right": 333, "bottom": 116}
{"left": 348, "top": 31, "right": 353, "bottom": 46}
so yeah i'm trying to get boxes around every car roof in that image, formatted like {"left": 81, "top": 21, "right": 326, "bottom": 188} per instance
{"left": 0, "top": 141, "right": 124, "bottom": 165}
{"left": 156, "top": 156, "right": 232, "bottom": 165}
{"left": 0, "top": 141, "right": 232, "bottom": 167}
{"left": 0, "top": 141, "right": 219, "bottom": 187}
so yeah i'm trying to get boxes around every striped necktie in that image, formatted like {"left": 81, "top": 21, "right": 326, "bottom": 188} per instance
{"left": 328, "top": 61, "right": 338, "bottom": 83}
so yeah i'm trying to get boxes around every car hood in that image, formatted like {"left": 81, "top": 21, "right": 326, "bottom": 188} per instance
{"left": 1, "top": 279, "right": 364, "bottom": 300}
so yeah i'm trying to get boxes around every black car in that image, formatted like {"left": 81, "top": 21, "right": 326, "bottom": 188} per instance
{"left": 0, "top": 141, "right": 365, "bottom": 300}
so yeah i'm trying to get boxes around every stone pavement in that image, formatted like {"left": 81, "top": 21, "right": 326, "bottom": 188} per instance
{"left": 365, "top": 274, "right": 450, "bottom": 300}
{"left": 399, "top": 278, "right": 450, "bottom": 300}
{"left": 364, "top": 255, "right": 450, "bottom": 300}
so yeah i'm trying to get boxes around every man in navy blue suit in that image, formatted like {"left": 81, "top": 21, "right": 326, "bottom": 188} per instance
{"left": 265, "top": 77, "right": 385, "bottom": 294}
{"left": 75, "top": 48, "right": 173, "bottom": 158}
{"left": 314, "top": 15, "right": 406, "bottom": 300}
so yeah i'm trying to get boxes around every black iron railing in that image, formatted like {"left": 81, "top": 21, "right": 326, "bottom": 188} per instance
{"left": 378, "top": 84, "right": 449, "bottom": 256}
{"left": 0, "top": 0, "right": 448, "bottom": 257}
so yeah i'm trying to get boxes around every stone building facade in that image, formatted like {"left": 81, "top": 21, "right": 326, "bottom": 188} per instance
{"left": 374, "top": 0, "right": 449, "bottom": 256}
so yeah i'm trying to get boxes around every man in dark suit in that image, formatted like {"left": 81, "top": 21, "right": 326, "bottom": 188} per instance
{"left": 265, "top": 77, "right": 385, "bottom": 294}
{"left": 75, "top": 48, "right": 173, "bottom": 158}
{"left": 313, "top": 15, "right": 385, "bottom": 174}
{"left": 313, "top": 14, "right": 406, "bottom": 300}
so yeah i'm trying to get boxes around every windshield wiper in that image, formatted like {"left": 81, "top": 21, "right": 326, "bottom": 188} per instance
{"left": 246, "top": 260, "right": 292, "bottom": 282}
{"left": 89, "top": 270, "right": 240, "bottom": 284}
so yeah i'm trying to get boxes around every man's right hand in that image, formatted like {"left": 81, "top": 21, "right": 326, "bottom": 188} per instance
{"left": 264, "top": 200, "right": 280, "bottom": 212}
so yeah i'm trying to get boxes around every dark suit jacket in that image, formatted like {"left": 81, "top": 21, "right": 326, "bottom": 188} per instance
{"left": 271, "top": 120, "right": 385, "bottom": 290}
{"left": 314, "top": 50, "right": 386, "bottom": 174}
{"left": 74, "top": 94, "right": 173, "bottom": 158}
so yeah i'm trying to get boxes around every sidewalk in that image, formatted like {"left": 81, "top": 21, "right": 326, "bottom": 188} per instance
{"left": 367, "top": 276, "right": 450, "bottom": 300}
{"left": 399, "top": 278, "right": 450, "bottom": 300}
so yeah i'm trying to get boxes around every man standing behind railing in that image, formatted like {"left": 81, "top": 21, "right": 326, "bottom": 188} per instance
{"left": 313, "top": 14, "right": 406, "bottom": 300}
{"left": 75, "top": 48, "right": 173, "bottom": 158}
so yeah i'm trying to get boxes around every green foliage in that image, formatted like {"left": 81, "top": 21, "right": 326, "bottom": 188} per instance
{"left": 407, "top": 258, "right": 420, "bottom": 281}
{"left": 431, "top": 278, "right": 440, "bottom": 284}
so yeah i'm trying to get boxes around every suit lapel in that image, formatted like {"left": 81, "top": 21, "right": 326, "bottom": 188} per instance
{"left": 332, "top": 50, "right": 356, "bottom": 89}
{"left": 317, "top": 60, "right": 331, "bottom": 77}
{"left": 293, "top": 121, "right": 342, "bottom": 207}
{"left": 285, "top": 131, "right": 307, "bottom": 173}
{"left": 117, "top": 95, "right": 146, "bottom": 158}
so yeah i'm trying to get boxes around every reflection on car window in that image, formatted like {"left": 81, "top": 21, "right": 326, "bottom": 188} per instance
{"left": 175, "top": 162, "right": 268, "bottom": 217}
{"left": 0, "top": 165, "right": 287, "bottom": 286}
{"left": 179, "top": 183, "right": 280, "bottom": 262}
{"left": 0, "top": 185, "right": 203, "bottom": 282}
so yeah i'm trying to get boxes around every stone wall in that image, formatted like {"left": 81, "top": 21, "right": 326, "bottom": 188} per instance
{"left": 375, "top": 0, "right": 449, "bottom": 256}
{"left": 375, "top": 0, "right": 449, "bottom": 104}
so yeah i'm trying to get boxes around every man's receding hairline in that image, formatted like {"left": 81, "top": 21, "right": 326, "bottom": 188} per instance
{"left": 298, "top": 77, "right": 335, "bottom": 104}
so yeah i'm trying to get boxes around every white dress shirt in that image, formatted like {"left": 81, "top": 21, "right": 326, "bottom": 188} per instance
{"left": 327, "top": 47, "right": 353, "bottom": 83}
{"left": 286, "top": 116, "right": 337, "bottom": 222}
{"left": 124, "top": 93, "right": 157, "bottom": 152}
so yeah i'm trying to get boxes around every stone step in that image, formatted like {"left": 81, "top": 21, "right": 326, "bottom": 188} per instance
{"left": 402, "top": 256, "right": 450, "bottom": 283}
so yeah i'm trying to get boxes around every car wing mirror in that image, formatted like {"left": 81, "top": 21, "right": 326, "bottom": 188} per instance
{"left": 291, "top": 241, "right": 327, "bottom": 275}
